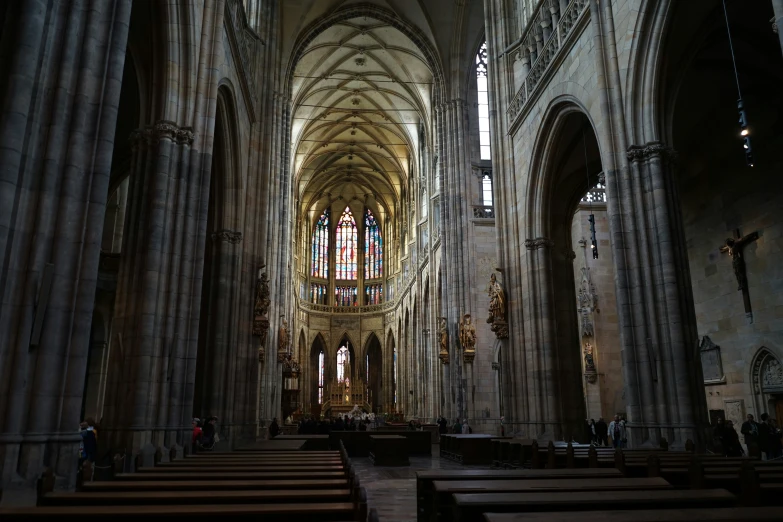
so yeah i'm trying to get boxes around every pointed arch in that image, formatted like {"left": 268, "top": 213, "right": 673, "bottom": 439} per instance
{"left": 751, "top": 347, "right": 783, "bottom": 414}
{"left": 335, "top": 206, "right": 358, "bottom": 280}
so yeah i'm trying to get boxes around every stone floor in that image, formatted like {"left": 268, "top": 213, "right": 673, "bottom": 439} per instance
{"left": 352, "top": 446, "right": 490, "bottom": 522}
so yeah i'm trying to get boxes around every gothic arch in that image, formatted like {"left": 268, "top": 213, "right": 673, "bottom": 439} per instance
{"left": 751, "top": 347, "right": 783, "bottom": 416}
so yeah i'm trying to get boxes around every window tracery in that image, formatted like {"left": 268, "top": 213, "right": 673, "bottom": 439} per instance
{"left": 476, "top": 41, "right": 491, "bottom": 160}
{"left": 364, "top": 209, "right": 382, "bottom": 279}
{"left": 312, "top": 209, "right": 329, "bottom": 278}
{"left": 318, "top": 349, "right": 325, "bottom": 404}
{"left": 336, "top": 207, "right": 358, "bottom": 280}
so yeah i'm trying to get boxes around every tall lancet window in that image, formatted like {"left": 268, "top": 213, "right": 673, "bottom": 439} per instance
{"left": 318, "top": 349, "right": 325, "bottom": 404}
{"left": 476, "top": 41, "right": 491, "bottom": 160}
{"left": 312, "top": 209, "right": 330, "bottom": 278}
{"left": 364, "top": 209, "right": 382, "bottom": 279}
{"left": 336, "top": 207, "right": 358, "bottom": 280}
{"left": 337, "top": 345, "right": 349, "bottom": 384}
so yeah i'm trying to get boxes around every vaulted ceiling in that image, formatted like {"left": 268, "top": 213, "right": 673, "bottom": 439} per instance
{"left": 291, "top": 15, "right": 434, "bottom": 226}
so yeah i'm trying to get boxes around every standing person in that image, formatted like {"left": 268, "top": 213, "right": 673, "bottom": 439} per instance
{"left": 712, "top": 418, "right": 726, "bottom": 455}
{"left": 608, "top": 415, "right": 625, "bottom": 448}
{"left": 192, "top": 418, "right": 203, "bottom": 452}
{"left": 438, "top": 416, "right": 448, "bottom": 436}
{"left": 452, "top": 419, "right": 462, "bottom": 434}
{"left": 595, "top": 417, "right": 608, "bottom": 446}
{"left": 741, "top": 414, "right": 760, "bottom": 456}
{"left": 78, "top": 419, "right": 97, "bottom": 465}
{"left": 765, "top": 417, "right": 782, "bottom": 459}
{"left": 461, "top": 419, "right": 470, "bottom": 434}
{"left": 587, "top": 419, "right": 597, "bottom": 445}
{"left": 723, "top": 421, "right": 744, "bottom": 457}
{"left": 201, "top": 416, "right": 218, "bottom": 449}
{"left": 269, "top": 417, "right": 280, "bottom": 439}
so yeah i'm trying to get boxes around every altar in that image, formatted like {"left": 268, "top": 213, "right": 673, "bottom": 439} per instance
{"left": 323, "top": 380, "right": 369, "bottom": 417}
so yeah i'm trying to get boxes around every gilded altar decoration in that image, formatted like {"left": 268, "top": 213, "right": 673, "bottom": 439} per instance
{"left": 438, "top": 317, "right": 449, "bottom": 364}
{"left": 253, "top": 266, "right": 271, "bottom": 363}
{"left": 487, "top": 272, "right": 508, "bottom": 339}
{"left": 277, "top": 316, "right": 290, "bottom": 363}
{"left": 459, "top": 314, "right": 476, "bottom": 363}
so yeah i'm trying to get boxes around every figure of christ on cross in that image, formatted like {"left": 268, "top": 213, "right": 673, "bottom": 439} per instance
{"left": 719, "top": 228, "right": 759, "bottom": 323}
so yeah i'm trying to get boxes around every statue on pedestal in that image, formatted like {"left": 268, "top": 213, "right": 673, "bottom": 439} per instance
{"left": 277, "top": 316, "right": 289, "bottom": 363}
{"left": 459, "top": 314, "right": 476, "bottom": 363}
{"left": 438, "top": 317, "right": 449, "bottom": 364}
{"left": 253, "top": 266, "right": 271, "bottom": 363}
{"left": 487, "top": 272, "right": 508, "bottom": 339}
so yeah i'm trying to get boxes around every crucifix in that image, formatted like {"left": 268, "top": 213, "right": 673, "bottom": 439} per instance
{"left": 719, "top": 228, "right": 759, "bottom": 323}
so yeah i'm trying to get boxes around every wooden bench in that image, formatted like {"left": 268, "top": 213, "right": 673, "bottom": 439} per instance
{"left": 157, "top": 459, "right": 343, "bottom": 467}
{"left": 137, "top": 464, "right": 345, "bottom": 472}
{"left": 332, "top": 430, "right": 432, "bottom": 457}
{"left": 416, "top": 468, "right": 623, "bottom": 522}
{"left": 451, "top": 489, "right": 737, "bottom": 522}
{"left": 431, "top": 477, "right": 671, "bottom": 522}
{"left": 245, "top": 435, "right": 329, "bottom": 451}
{"left": 440, "top": 435, "right": 509, "bottom": 465}
{"left": 41, "top": 488, "right": 354, "bottom": 506}
{"left": 212, "top": 440, "right": 306, "bottom": 451}
{"left": 81, "top": 478, "right": 351, "bottom": 492}
{"left": 369, "top": 435, "right": 409, "bottom": 466}
{"left": 114, "top": 470, "right": 348, "bottom": 481}
{"left": 0, "top": 501, "right": 364, "bottom": 521}
{"left": 481, "top": 506, "right": 783, "bottom": 522}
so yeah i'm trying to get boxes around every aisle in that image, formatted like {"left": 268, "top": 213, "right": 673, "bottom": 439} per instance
{"left": 352, "top": 446, "right": 490, "bottom": 521}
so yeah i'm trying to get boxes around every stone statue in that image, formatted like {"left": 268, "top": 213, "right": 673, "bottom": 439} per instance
{"left": 459, "top": 314, "right": 476, "bottom": 363}
{"left": 438, "top": 317, "right": 449, "bottom": 364}
{"left": 277, "top": 317, "right": 289, "bottom": 362}
{"left": 583, "top": 342, "right": 597, "bottom": 384}
{"left": 253, "top": 268, "right": 271, "bottom": 346}
{"left": 487, "top": 273, "right": 506, "bottom": 324}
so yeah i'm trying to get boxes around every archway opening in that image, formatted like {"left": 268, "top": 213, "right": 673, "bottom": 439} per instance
{"left": 543, "top": 109, "right": 624, "bottom": 440}
{"left": 308, "top": 334, "right": 327, "bottom": 417}
{"left": 365, "top": 334, "right": 383, "bottom": 414}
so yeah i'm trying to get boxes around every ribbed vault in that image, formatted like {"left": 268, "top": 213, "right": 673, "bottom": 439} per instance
{"left": 292, "top": 15, "right": 434, "bottom": 228}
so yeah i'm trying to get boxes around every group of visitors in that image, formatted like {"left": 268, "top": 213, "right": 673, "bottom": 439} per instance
{"left": 738, "top": 413, "right": 782, "bottom": 459}
{"left": 296, "top": 415, "right": 369, "bottom": 434}
{"left": 586, "top": 415, "right": 626, "bottom": 447}
{"left": 191, "top": 416, "right": 219, "bottom": 452}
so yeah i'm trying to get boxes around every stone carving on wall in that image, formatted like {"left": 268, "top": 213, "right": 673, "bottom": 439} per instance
{"left": 487, "top": 273, "right": 508, "bottom": 339}
{"left": 459, "top": 314, "right": 476, "bottom": 363}
{"left": 212, "top": 229, "right": 243, "bottom": 244}
{"left": 762, "top": 359, "right": 783, "bottom": 388}
{"left": 583, "top": 342, "right": 597, "bottom": 384}
{"left": 277, "top": 317, "right": 290, "bottom": 363}
{"left": 724, "top": 399, "right": 745, "bottom": 431}
{"left": 580, "top": 311, "right": 594, "bottom": 338}
{"left": 438, "top": 317, "right": 449, "bottom": 364}
{"left": 699, "top": 336, "right": 725, "bottom": 383}
{"left": 524, "top": 237, "right": 555, "bottom": 250}
{"left": 253, "top": 267, "right": 271, "bottom": 362}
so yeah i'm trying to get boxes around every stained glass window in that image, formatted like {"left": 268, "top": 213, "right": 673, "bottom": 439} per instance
{"left": 365, "top": 284, "right": 382, "bottom": 305}
{"left": 312, "top": 209, "right": 329, "bottom": 278}
{"left": 337, "top": 345, "right": 349, "bottom": 383}
{"left": 476, "top": 41, "right": 491, "bottom": 160}
{"left": 335, "top": 207, "right": 357, "bottom": 280}
{"left": 335, "top": 286, "right": 358, "bottom": 307}
{"left": 311, "top": 283, "right": 327, "bottom": 305}
{"left": 364, "top": 209, "right": 382, "bottom": 279}
{"left": 318, "top": 349, "right": 324, "bottom": 404}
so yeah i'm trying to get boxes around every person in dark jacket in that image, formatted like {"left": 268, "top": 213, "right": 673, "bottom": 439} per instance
{"left": 79, "top": 420, "right": 97, "bottom": 464}
{"left": 594, "top": 417, "right": 608, "bottom": 446}
{"left": 269, "top": 417, "right": 280, "bottom": 438}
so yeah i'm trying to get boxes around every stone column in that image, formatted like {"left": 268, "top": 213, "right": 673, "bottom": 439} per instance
{"left": 0, "top": 0, "right": 132, "bottom": 501}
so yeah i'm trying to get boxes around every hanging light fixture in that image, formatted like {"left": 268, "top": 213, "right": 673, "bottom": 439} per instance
{"left": 722, "top": 0, "right": 753, "bottom": 167}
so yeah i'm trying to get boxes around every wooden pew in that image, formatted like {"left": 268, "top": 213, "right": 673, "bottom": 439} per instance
{"left": 431, "top": 477, "right": 671, "bottom": 522}
{"left": 451, "top": 489, "right": 737, "bottom": 522}
{"left": 41, "top": 488, "right": 354, "bottom": 506}
{"left": 0, "top": 501, "right": 363, "bottom": 521}
{"left": 440, "top": 435, "right": 509, "bottom": 465}
{"left": 416, "top": 468, "right": 623, "bottom": 522}
{"left": 481, "top": 506, "right": 783, "bottom": 522}
{"left": 114, "top": 470, "right": 348, "bottom": 480}
{"left": 369, "top": 435, "right": 409, "bottom": 466}
{"left": 81, "top": 478, "right": 351, "bottom": 492}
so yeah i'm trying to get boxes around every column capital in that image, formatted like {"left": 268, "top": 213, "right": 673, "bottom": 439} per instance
{"left": 524, "top": 237, "right": 555, "bottom": 250}
{"left": 626, "top": 141, "right": 678, "bottom": 164}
